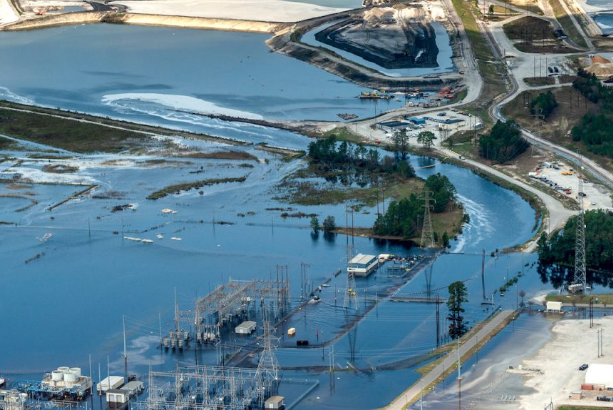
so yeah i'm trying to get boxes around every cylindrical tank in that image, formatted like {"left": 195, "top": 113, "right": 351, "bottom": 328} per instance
{"left": 64, "top": 371, "right": 77, "bottom": 383}
{"left": 51, "top": 370, "right": 64, "bottom": 382}
{"left": 58, "top": 366, "right": 70, "bottom": 373}
{"left": 70, "top": 367, "right": 82, "bottom": 377}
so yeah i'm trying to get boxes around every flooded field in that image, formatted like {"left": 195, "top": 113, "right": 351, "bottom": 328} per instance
{"left": 0, "top": 22, "right": 567, "bottom": 410}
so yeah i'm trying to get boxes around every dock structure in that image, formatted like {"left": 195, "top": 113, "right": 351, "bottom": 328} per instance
{"left": 133, "top": 365, "right": 276, "bottom": 410}
{"left": 164, "top": 278, "right": 290, "bottom": 350}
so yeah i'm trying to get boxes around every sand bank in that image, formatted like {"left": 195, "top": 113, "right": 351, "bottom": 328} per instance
{"left": 518, "top": 316, "right": 613, "bottom": 409}
{"left": 0, "top": 0, "right": 19, "bottom": 24}
{"left": 110, "top": 0, "right": 348, "bottom": 23}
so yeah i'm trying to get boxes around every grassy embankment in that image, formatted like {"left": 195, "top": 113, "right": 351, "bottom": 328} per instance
{"left": 0, "top": 100, "right": 248, "bottom": 153}
{"left": 508, "top": 0, "right": 544, "bottom": 15}
{"left": 146, "top": 177, "right": 248, "bottom": 200}
{"left": 390, "top": 310, "right": 518, "bottom": 408}
{"left": 546, "top": 293, "right": 613, "bottom": 305}
{"left": 452, "top": 0, "right": 507, "bottom": 123}
{"left": 549, "top": 0, "right": 588, "bottom": 48}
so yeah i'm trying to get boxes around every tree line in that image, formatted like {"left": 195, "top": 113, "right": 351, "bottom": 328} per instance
{"left": 537, "top": 209, "right": 613, "bottom": 288}
{"left": 571, "top": 70, "right": 613, "bottom": 158}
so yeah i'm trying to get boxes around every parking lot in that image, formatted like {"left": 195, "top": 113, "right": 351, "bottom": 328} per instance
{"left": 529, "top": 161, "right": 613, "bottom": 210}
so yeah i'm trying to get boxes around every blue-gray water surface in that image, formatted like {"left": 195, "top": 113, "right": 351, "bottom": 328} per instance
{"left": 0, "top": 23, "right": 552, "bottom": 410}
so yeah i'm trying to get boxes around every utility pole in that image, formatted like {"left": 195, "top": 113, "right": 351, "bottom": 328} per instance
{"left": 481, "top": 249, "right": 486, "bottom": 301}
{"left": 123, "top": 315, "right": 128, "bottom": 381}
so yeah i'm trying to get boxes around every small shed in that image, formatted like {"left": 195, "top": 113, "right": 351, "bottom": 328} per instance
{"left": 569, "top": 391, "right": 583, "bottom": 400}
{"left": 98, "top": 376, "right": 124, "bottom": 393}
{"left": 265, "top": 395, "right": 285, "bottom": 409}
{"left": 235, "top": 321, "right": 257, "bottom": 335}
{"left": 546, "top": 301, "right": 562, "bottom": 313}
{"left": 120, "top": 380, "right": 144, "bottom": 396}
{"left": 106, "top": 389, "right": 129, "bottom": 405}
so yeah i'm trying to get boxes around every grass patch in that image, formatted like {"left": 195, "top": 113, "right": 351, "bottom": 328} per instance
{"left": 546, "top": 293, "right": 613, "bottom": 305}
{"left": 0, "top": 106, "right": 148, "bottom": 153}
{"left": 509, "top": 0, "right": 544, "bottom": 14}
{"left": 524, "top": 77, "right": 556, "bottom": 86}
{"left": 0, "top": 100, "right": 246, "bottom": 153}
{"left": 451, "top": 0, "right": 507, "bottom": 113}
{"left": 147, "top": 176, "right": 247, "bottom": 200}
{"left": 177, "top": 151, "right": 258, "bottom": 161}
{"left": 549, "top": 0, "right": 587, "bottom": 48}
{"left": 321, "top": 125, "right": 364, "bottom": 144}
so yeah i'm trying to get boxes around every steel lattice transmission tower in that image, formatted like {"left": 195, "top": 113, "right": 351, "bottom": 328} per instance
{"left": 572, "top": 168, "right": 587, "bottom": 294}
{"left": 255, "top": 309, "right": 280, "bottom": 406}
{"left": 421, "top": 190, "right": 435, "bottom": 248}
{"left": 344, "top": 205, "right": 359, "bottom": 311}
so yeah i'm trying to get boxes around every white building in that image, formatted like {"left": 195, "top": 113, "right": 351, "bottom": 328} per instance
{"left": 585, "top": 364, "right": 613, "bottom": 388}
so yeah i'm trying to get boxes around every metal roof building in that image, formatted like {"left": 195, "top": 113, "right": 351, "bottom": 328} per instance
{"left": 585, "top": 364, "right": 613, "bottom": 388}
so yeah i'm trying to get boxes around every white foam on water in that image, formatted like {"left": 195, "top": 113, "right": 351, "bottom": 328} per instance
{"left": 0, "top": 86, "right": 33, "bottom": 105}
{"left": 101, "top": 93, "right": 263, "bottom": 120}
{"left": 453, "top": 194, "right": 494, "bottom": 253}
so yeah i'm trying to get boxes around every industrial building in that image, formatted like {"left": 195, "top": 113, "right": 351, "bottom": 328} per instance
{"left": 235, "top": 320, "right": 257, "bottom": 335}
{"left": 97, "top": 376, "right": 124, "bottom": 394}
{"left": 347, "top": 254, "right": 379, "bottom": 277}
{"left": 13, "top": 366, "right": 92, "bottom": 401}
{"left": 376, "top": 121, "right": 408, "bottom": 132}
{"left": 585, "top": 364, "right": 613, "bottom": 388}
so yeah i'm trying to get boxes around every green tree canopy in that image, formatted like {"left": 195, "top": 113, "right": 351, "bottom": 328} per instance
{"left": 479, "top": 120, "right": 529, "bottom": 163}
{"left": 447, "top": 281, "right": 468, "bottom": 340}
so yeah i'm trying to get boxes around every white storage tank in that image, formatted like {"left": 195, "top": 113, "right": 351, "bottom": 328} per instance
{"left": 69, "top": 367, "right": 82, "bottom": 377}
{"left": 58, "top": 366, "right": 70, "bottom": 374}
{"left": 51, "top": 370, "right": 64, "bottom": 382}
{"left": 64, "top": 371, "right": 77, "bottom": 383}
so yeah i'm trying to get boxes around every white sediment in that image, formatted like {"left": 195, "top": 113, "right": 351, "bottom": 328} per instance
{"left": 101, "top": 93, "right": 264, "bottom": 120}
{"left": 0, "top": 0, "right": 18, "bottom": 24}
{"left": 110, "top": 0, "right": 347, "bottom": 23}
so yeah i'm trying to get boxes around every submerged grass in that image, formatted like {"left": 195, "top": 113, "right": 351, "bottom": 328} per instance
{"left": 147, "top": 176, "right": 248, "bottom": 200}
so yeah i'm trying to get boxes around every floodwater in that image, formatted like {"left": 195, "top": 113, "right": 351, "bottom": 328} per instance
{"left": 301, "top": 21, "right": 455, "bottom": 77}
{"left": 0, "top": 23, "right": 559, "bottom": 410}
{"left": 0, "top": 24, "right": 406, "bottom": 131}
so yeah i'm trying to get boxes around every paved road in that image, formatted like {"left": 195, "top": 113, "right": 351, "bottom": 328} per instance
{"left": 386, "top": 310, "right": 515, "bottom": 410}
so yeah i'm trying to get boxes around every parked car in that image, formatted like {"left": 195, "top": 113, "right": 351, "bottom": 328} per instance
{"left": 579, "top": 364, "right": 589, "bottom": 371}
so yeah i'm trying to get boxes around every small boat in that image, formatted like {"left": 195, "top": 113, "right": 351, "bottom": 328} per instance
{"left": 157, "top": 234, "right": 164, "bottom": 239}
{"left": 124, "top": 236, "right": 142, "bottom": 242}
{"left": 170, "top": 237, "right": 182, "bottom": 241}
{"left": 161, "top": 208, "right": 177, "bottom": 214}
{"left": 321, "top": 284, "right": 330, "bottom": 288}
{"left": 141, "top": 239, "right": 154, "bottom": 244}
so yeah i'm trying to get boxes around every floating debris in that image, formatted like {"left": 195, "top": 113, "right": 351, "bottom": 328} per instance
{"left": 337, "top": 113, "right": 358, "bottom": 120}
{"left": 37, "top": 233, "right": 53, "bottom": 242}
{"left": 170, "top": 237, "right": 182, "bottom": 241}
{"left": 141, "top": 239, "right": 154, "bottom": 244}
{"left": 156, "top": 234, "right": 164, "bottom": 239}
{"left": 161, "top": 208, "right": 177, "bottom": 214}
